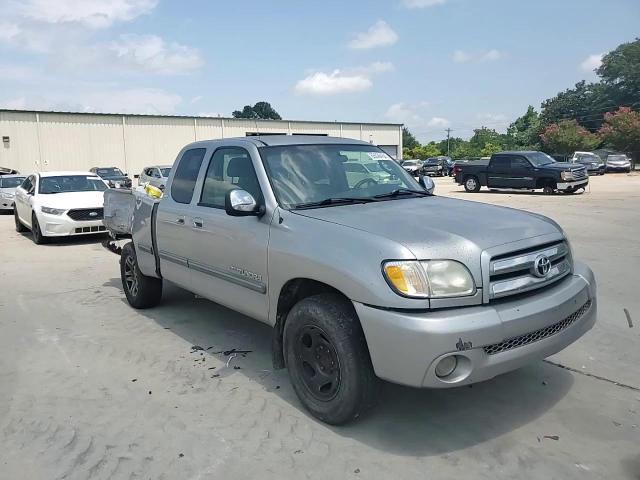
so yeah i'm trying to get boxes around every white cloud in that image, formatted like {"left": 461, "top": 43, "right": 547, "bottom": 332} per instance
{"left": 385, "top": 101, "right": 429, "bottom": 126}
{"left": 1, "top": 88, "right": 182, "bottom": 114}
{"left": 0, "top": 64, "right": 37, "bottom": 81}
{"left": 427, "top": 117, "right": 450, "bottom": 128}
{"left": 348, "top": 20, "right": 398, "bottom": 49}
{"left": 107, "top": 34, "right": 204, "bottom": 74}
{"left": 402, "top": 0, "right": 447, "bottom": 7}
{"left": 453, "top": 49, "right": 505, "bottom": 63}
{"left": 581, "top": 53, "right": 603, "bottom": 72}
{"left": 16, "top": 0, "right": 158, "bottom": 29}
{"left": 295, "top": 62, "right": 392, "bottom": 95}
{"left": 0, "top": 22, "right": 21, "bottom": 42}
{"left": 295, "top": 70, "right": 372, "bottom": 95}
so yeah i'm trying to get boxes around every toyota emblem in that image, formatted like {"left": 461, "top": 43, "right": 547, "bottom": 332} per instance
{"left": 532, "top": 254, "right": 551, "bottom": 278}
{"left": 89, "top": 211, "right": 98, "bottom": 217}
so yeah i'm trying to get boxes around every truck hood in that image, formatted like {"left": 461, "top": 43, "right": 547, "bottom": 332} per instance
{"left": 541, "top": 162, "right": 581, "bottom": 171}
{"left": 293, "top": 196, "right": 560, "bottom": 256}
{"left": 36, "top": 191, "right": 105, "bottom": 209}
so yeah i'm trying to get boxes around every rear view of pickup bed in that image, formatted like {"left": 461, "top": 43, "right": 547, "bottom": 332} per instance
{"left": 455, "top": 151, "right": 588, "bottom": 194}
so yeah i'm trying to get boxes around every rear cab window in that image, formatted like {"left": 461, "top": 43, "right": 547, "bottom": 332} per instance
{"left": 170, "top": 148, "right": 207, "bottom": 204}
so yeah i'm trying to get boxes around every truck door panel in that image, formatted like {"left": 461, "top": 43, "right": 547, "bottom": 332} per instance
{"left": 155, "top": 148, "right": 207, "bottom": 290}
{"left": 188, "top": 146, "right": 270, "bottom": 322}
{"left": 487, "top": 156, "right": 511, "bottom": 188}
{"left": 509, "top": 156, "right": 535, "bottom": 189}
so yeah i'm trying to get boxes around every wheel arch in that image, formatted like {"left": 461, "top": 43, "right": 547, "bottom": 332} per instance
{"left": 535, "top": 177, "right": 557, "bottom": 189}
{"left": 271, "top": 278, "right": 354, "bottom": 370}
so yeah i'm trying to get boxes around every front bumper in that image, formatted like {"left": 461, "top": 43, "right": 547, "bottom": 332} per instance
{"left": 355, "top": 261, "right": 596, "bottom": 388}
{"left": 39, "top": 212, "right": 107, "bottom": 236}
{"left": 556, "top": 179, "right": 588, "bottom": 190}
{"left": 606, "top": 165, "right": 631, "bottom": 172}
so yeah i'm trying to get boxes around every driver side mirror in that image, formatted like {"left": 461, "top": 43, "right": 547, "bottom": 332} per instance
{"left": 418, "top": 175, "right": 435, "bottom": 195}
{"left": 225, "top": 189, "right": 263, "bottom": 217}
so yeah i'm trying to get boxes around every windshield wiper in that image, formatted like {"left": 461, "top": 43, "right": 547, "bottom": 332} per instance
{"left": 373, "top": 188, "right": 433, "bottom": 199}
{"left": 292, "top": 197, "right": 377, "bottom": 210}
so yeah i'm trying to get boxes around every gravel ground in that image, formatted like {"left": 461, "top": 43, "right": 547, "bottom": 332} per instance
{"left": 1, "top": 173, "right": 639, "bottom": 480}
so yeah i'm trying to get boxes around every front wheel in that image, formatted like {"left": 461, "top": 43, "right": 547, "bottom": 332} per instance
{"left": 120, "top": 242, "right": 163, "bottom": 309}
{"left": 284, "top": 293, "right": 379, "bottom": 425}
{"left": 463, "top": 176, "right": 481, "bottom": 192}
{"left": 14, "top": 208, "right": 27, "bottom": 232}
{"left": 542, "top": 183, "right": 556, "bottom": 195}
{"left": 31, "top": 213, "right": 47, "bottom": 244}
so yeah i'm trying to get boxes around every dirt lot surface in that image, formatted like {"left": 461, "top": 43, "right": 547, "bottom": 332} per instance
{"left": 1, "top": 173, "right": 639, "bottom": 480}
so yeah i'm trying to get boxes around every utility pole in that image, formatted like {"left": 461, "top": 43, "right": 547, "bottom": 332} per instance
{"left": 445, "top": 128, "right": 452, "bottom": 157}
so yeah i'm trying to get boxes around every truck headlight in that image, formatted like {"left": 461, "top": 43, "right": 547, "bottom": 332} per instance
{"left": 0, "top": 192, "right": 12, "bottom": 199}
{"left": 561, "top": 171, "right": 575, "bottom": 181}
{"left": 383, "top": 260, "right": 476, "bottom": 298}
{"left": 41, "top": 206, "right": 66, "bottom": 215}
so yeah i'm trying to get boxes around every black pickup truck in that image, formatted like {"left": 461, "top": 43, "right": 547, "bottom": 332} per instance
{"left": 454, "top": 151, "right": 588, "bottom": 194}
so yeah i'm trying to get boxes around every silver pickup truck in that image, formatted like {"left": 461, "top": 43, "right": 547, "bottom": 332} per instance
{"left": 104, "top": 135, "right": 597, "bottom": 425}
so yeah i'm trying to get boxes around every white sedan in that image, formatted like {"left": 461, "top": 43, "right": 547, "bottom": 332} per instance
{"left": 14, "top": 171, "right": 109, "bottom": 244}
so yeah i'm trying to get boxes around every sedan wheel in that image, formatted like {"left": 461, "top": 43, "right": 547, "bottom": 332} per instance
{"left": 31, "top": 214, "right": 47, "bottom": 244}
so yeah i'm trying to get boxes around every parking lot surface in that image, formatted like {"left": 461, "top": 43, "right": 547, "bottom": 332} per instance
{"left": 1, "top": 173, "right": 639, "bottom": 480}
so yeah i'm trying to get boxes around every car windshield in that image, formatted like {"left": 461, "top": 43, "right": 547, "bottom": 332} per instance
{"left": 608, "top": 155, "right": 627, "bottom": 161}
{"left": 96, "top": 168, "right": 124, "bottom": 177}
{"left": 39, "top": 175, "right": 107, "bottom": 194}
{"left": 364, "top": 162, "right": 384, "bottom": 172}
{"left": 160, "top": 168, "right": 172, "bottom": 177}
{"left": 0, "top": 177, "right": 25, "bottom": 188}
{"left": 403, "top": 160, "right": 421, "bottom": 166}
{"left": 577, "top": 154, "right": 599, "bottom": 162}
{"left": 424, "top": 159, "right": 441, "bottom": 165}
{"left": 527, "top": 152, "right": 556, "bottom": 166}
{"left": 260, "top": 144, "right": 423, "bottom": 209}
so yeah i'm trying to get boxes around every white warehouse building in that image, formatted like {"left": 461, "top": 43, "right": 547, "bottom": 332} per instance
{"left": 0, "top": 109, "right": 403, "bottom": 176}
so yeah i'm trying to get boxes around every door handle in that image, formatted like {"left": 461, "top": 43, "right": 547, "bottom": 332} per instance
{"left": 193, "top": 218, "right": 203, "bottom": 228}
{"left": 175, "top": 216, "right": 185, "bottom": 225}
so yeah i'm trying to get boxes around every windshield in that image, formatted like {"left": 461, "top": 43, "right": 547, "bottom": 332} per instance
{"left": 259, "top": 144, "right": 422, "bottom": 208}
{"left": 528, "top": 152, "right": 556, "bottom": 166}
{"left": 39, "top": 175, "right": 107, "bottom": 194}
{"left": 160, "top": 168, "right": 172, "bottom": 177}
{"left": 0, "top": 177, "right": 25, "bottom": 188}
{"left": 424, "top": 159, "right": 441, "bottom": 165}
{"left": 402, "top": 160, "right": 421, "bottom": 166}
{"left": 96, "top": 168, "right": 124, "bottom": 177}
{"left": 576, "top": 154, "right": 599, "bottom": 162}
{"left": 364, "top": 162, "right": 384, "bottom": 172}
{"left": 608, "top": 155, "right": 627, "bottom": 161}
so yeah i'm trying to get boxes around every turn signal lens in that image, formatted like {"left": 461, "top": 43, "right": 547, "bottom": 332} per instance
{"left": 383, "top": 261, "right": 429, "bottom": 298}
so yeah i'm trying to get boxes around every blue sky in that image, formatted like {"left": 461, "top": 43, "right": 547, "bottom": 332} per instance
{"left": 1, "top": 0, "right": 638, "bottom": 142}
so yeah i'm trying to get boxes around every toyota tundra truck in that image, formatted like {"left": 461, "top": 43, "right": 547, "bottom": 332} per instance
{"left": 104, "top": 136, "right": 597, "bottom": 425}
{"left": 454, "top": 151, "right": 589, "bottom": 194}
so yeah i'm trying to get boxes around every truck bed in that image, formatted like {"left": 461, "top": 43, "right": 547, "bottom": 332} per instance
{"left": 103, "top": 188, "right": 158, "bottom": 238}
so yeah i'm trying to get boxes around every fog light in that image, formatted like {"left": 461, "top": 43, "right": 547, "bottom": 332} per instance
{"left": 435, "top": 356, "right": 458, "bottom": 378}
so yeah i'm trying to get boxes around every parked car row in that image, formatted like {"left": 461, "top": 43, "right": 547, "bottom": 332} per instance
{"left": 401, "top": 157, "right": 455, "bottom": 177}
{"left": 569, "top": 151, "right": 633, "bottom": 174}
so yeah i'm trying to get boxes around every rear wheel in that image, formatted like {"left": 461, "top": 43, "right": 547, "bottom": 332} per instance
{"left": 464, "top": 176, "right": 481, "bottom": 193}
{"left": 120, "top": 242, "right": 162, "bottom": 309}
{"left": 14, "top": 208, "right": 27, "bottom": 232}
{"left": 284, "top": 293, "right": 379, "bottom": 425}
{"left": 31, "top": 213, "right": 47, "bottom": 244}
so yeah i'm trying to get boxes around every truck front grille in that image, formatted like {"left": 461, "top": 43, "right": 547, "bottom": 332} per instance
{"left": 67, "top": 208, "right": 104, "bottom": 221}
{"left": 483, "top": 299, "right": 591, "bottom": 355}
{"left": 488, "top": 241, "right": 572, "bottom": 300}
{"left": 571, "top": 168, "right": 587, "bottom": 180}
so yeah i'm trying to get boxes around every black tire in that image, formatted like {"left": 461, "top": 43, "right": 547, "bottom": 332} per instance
{"left": 542, "top": 184, "right": 556, "bottom": 195}
{"left": 463, "top": 175, "right": 481, "bottom": 193}
{"left": 284, "top": 293, "right": 379, "bottom": 425}
{"left": 31, "top": 213, "right": 47, "bottom": 244}
{"left": 14, "top": 208, "right": 27, "bottom": 232}
{"left": 120, "top": 242, "right": 163, "bottom": 309}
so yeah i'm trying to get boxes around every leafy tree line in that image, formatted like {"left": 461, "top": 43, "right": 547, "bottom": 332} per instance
{"left": 403, "top": 38, "right": 640, "bottom": 165}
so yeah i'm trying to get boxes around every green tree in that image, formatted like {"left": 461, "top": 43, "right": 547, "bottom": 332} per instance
{"left": 402, "top": 127, "right": 420, "bottom": 150}
{"left": 481, "top": 142, "right": 502, "bottom": 157}
{"left": 469, "top": 127, "right": 501, "bottom": 152}
{"left": 232, "top": 101, "right": 282, "bottom": 120}
{"left": 540, "top": 119, "right": 601, "bottom": 155}
{"left": 540, "top": 81, "right": 610, "bottom": 131}
{"left": 507, "top": 106, "right": 542, "bottom": 150}
{"left": 596, "top": 38, "right": 640, "bottom": 109}
{"left": 598, "top": 107, "right": 640, "bottom": 167}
